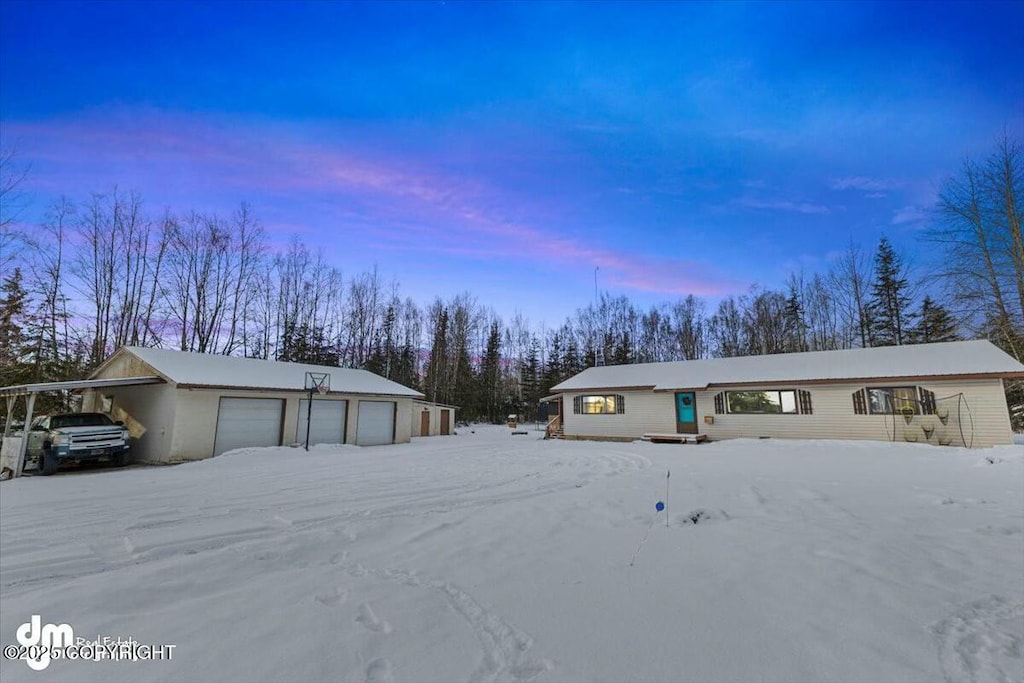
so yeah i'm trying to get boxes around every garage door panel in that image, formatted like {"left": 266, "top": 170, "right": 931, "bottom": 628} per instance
{"left": 214, "top": 398, "right": 283, "bottom": 456}
{"left": 297, "top": 399, "right": 347, "bottom": 446}
{"left": 357, "top": 401, "right": 395, "bottom": 446}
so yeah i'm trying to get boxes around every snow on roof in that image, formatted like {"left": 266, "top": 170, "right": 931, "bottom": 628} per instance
{"left": 112, "top": 347, "right": 424, "bottom": 397}
{"left": 550, "top": 340, "right": 1024, "bottom": 392}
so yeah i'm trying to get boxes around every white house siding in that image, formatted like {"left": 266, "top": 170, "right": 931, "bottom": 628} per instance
{"left": 562, "top": 391, "right": 675, "bottom": 440}
{"left": 562, "top": 379, "right": 1012, "bottom": 448}
{"left": 695, "top": 379, "right": 1012, "bottom": 448}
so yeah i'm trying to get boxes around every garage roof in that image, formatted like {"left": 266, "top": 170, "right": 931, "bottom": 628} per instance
{"left": 99, "top": 347, "right": 424, "bottom": 398}
{"left": 0, "top": 376, "right": 164, "bottom": 397}
{"left": 550, "top": 339, "right": 1024, "bottom": 392}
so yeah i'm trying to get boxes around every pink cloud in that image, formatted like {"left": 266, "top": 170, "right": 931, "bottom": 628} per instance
{"left": 6, "top": 111, "right": 743, "bottom": 297}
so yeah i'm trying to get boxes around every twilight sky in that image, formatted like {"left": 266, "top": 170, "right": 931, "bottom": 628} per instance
{"left": 2, "top": 0, "right": 1022, "bottom": 325}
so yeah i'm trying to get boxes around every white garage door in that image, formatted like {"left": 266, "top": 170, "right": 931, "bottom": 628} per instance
{"left": 296, "top": 399, "right": 347, "bottom": 446}
{"left": 214, "top": 397, "right": 284, "bottom": 456}
{"left": 356, "top": 401, "right": 395, "bottom": 446}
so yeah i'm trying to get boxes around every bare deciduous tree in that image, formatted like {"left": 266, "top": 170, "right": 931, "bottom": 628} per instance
{"left": 933, "top": 134, "right": 1024, "bottom": 359}
{"left": 829, "top": 240, "right": 874, "bottom": 348}
{"left": 0, "top": 148, "right": 31, "bottom": 274}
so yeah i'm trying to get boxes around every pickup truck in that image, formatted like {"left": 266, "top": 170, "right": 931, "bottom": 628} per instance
{"left": 25, "top": 413, "right": 131, "bottom": 475}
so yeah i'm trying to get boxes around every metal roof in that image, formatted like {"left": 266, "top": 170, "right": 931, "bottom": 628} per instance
{"left": 550, "top": 340, "right": 1024, "bottom": 393}
{"left": 96, "top": 347, "right": 424, "bottom": 398}
{"left": 412, "top": 400, "right": 460, "bottom": 409}
{"left": 0, "top": 376, "right": 164, "bottom": 397}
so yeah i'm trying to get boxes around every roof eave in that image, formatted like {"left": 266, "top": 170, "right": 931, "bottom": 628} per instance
{"left": 176, "top": 382, "right": 423, "bottom": 398}
{"left": 651, "top": 371, "right": 1024, "bottom": 391}
{"left": 547, "top": 385, "right": 657, "bottom": 394}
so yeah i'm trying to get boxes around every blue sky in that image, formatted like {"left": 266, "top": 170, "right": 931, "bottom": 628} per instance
{"left": 2, "top": 0, "right": 1022, "bottom": 324}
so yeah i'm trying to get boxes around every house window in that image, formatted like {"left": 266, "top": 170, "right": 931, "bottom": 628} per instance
{"left": 573, "top": 394, "right": 625, "bottom": 415}
{"left": 715, "top": 390, "right": 812, "bottom": 415}
{"left": 853, "top": 387, "right": 936, "bottom": 415}
{"left": 726, "top": 390, "right": 798, "bottom": 414}
{"left": 868, "top": 387, "right": 917, "bottom": 415}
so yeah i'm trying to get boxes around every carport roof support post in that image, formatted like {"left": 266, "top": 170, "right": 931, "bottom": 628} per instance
{"left": 15, "top": 393, "right": 36, "bottom": 477}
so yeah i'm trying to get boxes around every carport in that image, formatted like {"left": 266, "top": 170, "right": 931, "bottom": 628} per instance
{"left": 0, "top": 376, "right": 163, "bottom": 477}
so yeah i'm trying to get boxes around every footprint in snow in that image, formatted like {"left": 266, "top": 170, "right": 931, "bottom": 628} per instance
{"left": 356, "top": 603, "right": 392, "bottom": 634}
{"left": 314, "top": 587, "right": 348, "bottom": 607}
{"left": 932, "top": 595, "right": 1023, "bottom": 683}
{"left": 364, "top": 657, "right": 394, "bottom": 683}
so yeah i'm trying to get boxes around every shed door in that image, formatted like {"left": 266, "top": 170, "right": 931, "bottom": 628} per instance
{"left": 297, "top": 399, "right": 347, "bottom": 446}
{"left": 214, "top": 398, "right": 283, "bottom": 456}
{"left": 420, "top": 410, "right": 430, "bottom": 436}
{"left": 440, "top": 409, "right": 451, "bottom": 436}
{"left": 357, "top": 401, "right": 396, "bottom": 446}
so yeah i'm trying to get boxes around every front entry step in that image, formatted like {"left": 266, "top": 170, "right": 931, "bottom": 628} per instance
{"left": 641, "top": 433, "right": 708, "bottom": 444}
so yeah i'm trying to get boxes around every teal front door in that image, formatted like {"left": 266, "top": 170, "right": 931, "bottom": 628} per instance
{"left": 675, "top": 392, "right": 698, "bottom": 434}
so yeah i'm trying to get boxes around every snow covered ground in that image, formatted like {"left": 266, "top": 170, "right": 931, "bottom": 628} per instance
{"left": 1, "top": 426, "right": 1021, "bottom": 683}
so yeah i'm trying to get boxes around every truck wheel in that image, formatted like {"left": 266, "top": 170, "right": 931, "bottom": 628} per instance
{"left": 40, "top": 449, "right": 59, "bottom": 476}
{"left": 113, "top": 451, "right": 130, "bottom": 468}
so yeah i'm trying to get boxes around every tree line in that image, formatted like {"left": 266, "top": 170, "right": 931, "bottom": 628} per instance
{"left": 1, "top": 137, "right": 1021, "bottom": 427}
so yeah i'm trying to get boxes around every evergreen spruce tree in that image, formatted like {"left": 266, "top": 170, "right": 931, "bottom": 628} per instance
{"left": 393, "top": 344, "right": 419, "bottom": 392}
{"left": 451, "top": 344, "right": 475, "bottom": 419}
{"left": 909, "top": 296, "right": 959, "bottom": 344}
{"left": 612, "top": 331, "right": 633, "bottom": 364}
{"left": 867, "top": 236, "right": 912, "bottom": 346}
{"left": 783, "top": 284, "right": 808, "bottom": 352}
{"left": 562, "top": 338, "right": 583, "bottom": 377}
{"left": 478, "top": 322, "right": 502, "bottom": 423}
{"left": 520, "top": 337, "right": 541, "bottom": 421}
{"left": 541, "top": 332, "right": 563, "bottom": 397}
{"left": 423, "top": 308, "right": 449, "bottom": 404}
{"left": 0, "top": 268, "right": 32, "bottom": 388}
{"left": 582, "top": 341, "right": 597, "bottom": 369}
{"left": 366, "top": 305, "right": 396, "bottom": 378}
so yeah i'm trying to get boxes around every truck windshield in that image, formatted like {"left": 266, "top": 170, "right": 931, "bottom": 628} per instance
{"left": 50, "top": 414, "right": 115, "bottom": 428}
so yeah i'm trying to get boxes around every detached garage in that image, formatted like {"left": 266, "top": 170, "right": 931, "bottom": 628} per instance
{"left": 80, "top": 347, "right": 424, "bottom": 463}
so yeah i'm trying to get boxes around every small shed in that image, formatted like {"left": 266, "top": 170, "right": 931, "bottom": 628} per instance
{"left": 82, "top": 347, "right": 424, "bottom": 462}
{"left": 411, "top": 401, "right": 458, "bottom": 437}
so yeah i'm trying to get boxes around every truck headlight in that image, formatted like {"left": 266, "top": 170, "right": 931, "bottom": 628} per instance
{"left": 122, "top": 429, "right": 130, "bottom": 442}
{"left": 50, "top": 433, "right": 67, "bottom": 446}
